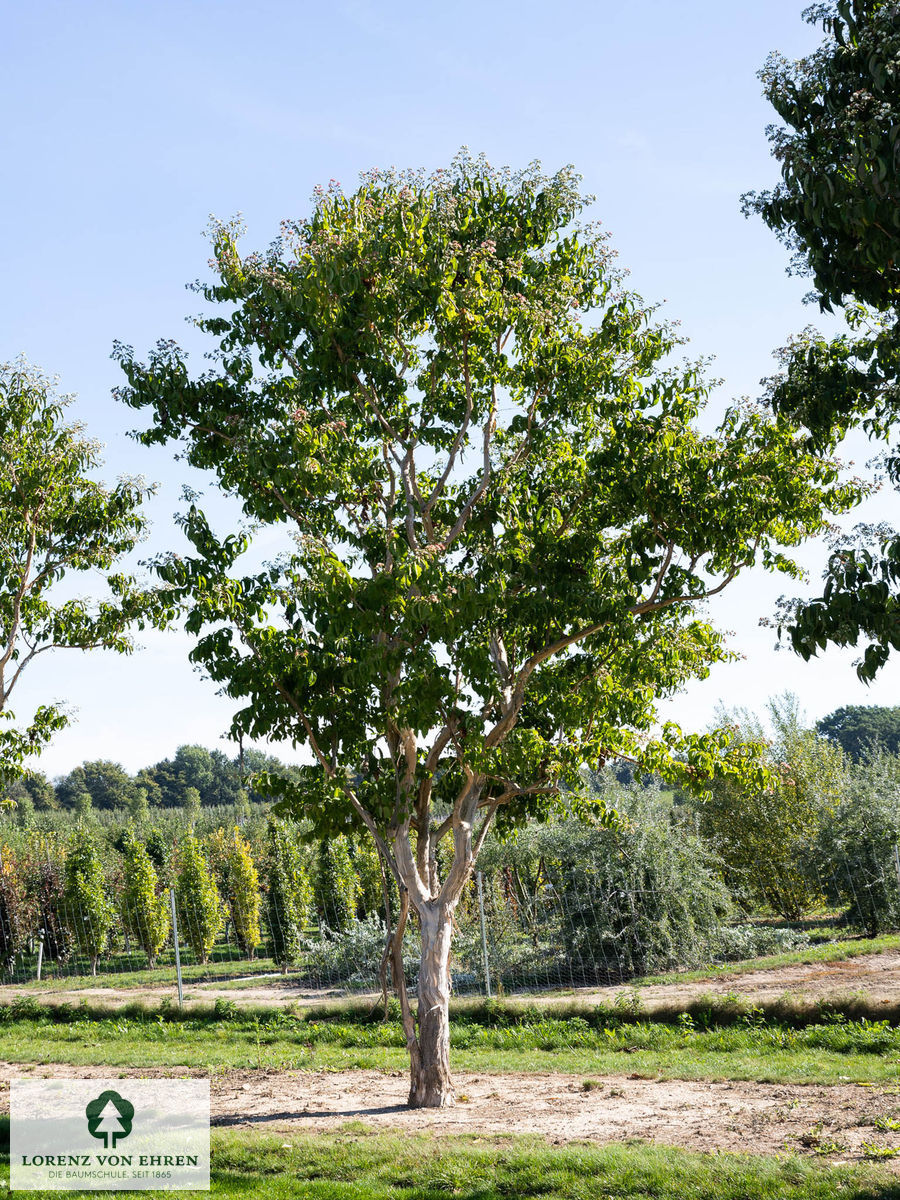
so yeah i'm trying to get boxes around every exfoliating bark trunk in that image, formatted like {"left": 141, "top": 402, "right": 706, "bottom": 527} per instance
{"left": 407, "top": 900, "right": 454, "bottom": 1108}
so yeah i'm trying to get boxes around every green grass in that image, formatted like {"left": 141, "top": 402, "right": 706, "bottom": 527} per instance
{"left": 9, "top": 930, "right": 899, "bottom": 997}
{"left": 4, "top": 1127, "right": 900, "bottom": 1199}
{"left": 628, "top": 931, "right": 900, "bottom": 989}
{"left": 4, "top": 1003, "right": 900, "bottom": 1085}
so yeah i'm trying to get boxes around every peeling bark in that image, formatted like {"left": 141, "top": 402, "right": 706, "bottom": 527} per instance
{"left": 408, "top": 899, "right": 455, "bottom": 1108}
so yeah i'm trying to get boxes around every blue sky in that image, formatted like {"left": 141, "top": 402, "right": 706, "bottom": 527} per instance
{"left": 3, "top": 0, "right": 896, "bottom": 778}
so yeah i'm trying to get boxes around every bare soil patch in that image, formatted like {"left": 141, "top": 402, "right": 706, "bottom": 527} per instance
{"left": 6, "top": 949, "right": 900, "bottom": 1014}
{"left": 3, "top": 1062, "right": 900, "bottom": 1165}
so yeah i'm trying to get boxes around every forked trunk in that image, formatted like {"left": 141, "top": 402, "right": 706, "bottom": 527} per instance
{"left": 408, "top": 901, "right": 454, "bottom": 1108}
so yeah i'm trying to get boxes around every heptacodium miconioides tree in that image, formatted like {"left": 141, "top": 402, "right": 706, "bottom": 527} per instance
{"left": 116, "top": 153, "right": 862, "bottom": 1107}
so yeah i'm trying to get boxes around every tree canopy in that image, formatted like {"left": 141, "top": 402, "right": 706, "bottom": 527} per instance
{"left": 0, "top": 361, "right": 159, "bottom": 782}
{"left": 115, "top": 152, "right": 860, "bottom": 1106}
{"left": 817, "top": 703, "right": 900, "bottom": 760}
{"left": 744, "top": 0, "right": 900, "bottom": 679}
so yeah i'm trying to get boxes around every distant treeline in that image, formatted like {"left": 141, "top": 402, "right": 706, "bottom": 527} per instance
{"left": 1, "top": 745, "right": 303, "bottom": 815}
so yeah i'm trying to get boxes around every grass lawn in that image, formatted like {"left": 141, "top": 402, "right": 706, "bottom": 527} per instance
{"left": 4, "top": 1128, "right": 900, "bottom": 1199}
{"left": 3, "top": 1004, "right": 900, "bottom": 1085}
{"left": 9, "top": 931, "right": 899, "bottom": 996}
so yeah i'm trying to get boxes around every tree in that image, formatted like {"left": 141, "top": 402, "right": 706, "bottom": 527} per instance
{"left": 315, "top": 835, "right": 360, "bottom": 933}
{"left": 116, "top": 153, "right": 860, "bottom": 1106}
{"left": 265, "top": 817, "right": 312, "bottom": 971}
{"left": 79, "top": 761, "right": 137, "bottom": 810}
{"left": 127, "top": 786, "right": 151, "bottom": 827}
{"left": 174, "top": 834, "right": 223, "bottom": 964}
{"left": 0, "top": 849, "right": 34, "bottom": 972}
{"left": 120, "top": 830, "right": 169, "bottom": 968}
{"left": 23, "top": 834, "right": 69, "bottom": 962}
{"left": 0, "top": 361, "right": 159, "bottom": 782}
{"left": 693, "top": 694, "right": 846, "bottom": 920}
{"left": 744, "top": 1, "right": 900, "bottom": 679}
{"left": 216, "top": 826, "right": 261, "bottom": 957}
{"left": 183, "top": 787, "right": 202, "bottom": 828}
{"left": 817, "top": 704, "right": 900, "bottom": 761}
{"left": 1, "top": 769, "right": 56, "bottom": 813}
{"left": 817, "top": 748, "right": 900, "bottom": 935}
{"left": 63, "top": 826, "right": 113, "bottom": 975}
{"left": 73, "top": 791, "right": 93, "bottom": 821}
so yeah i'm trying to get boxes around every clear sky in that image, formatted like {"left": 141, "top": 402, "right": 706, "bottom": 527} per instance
{"left": 3, "top": 0, "right": 897, "bottom": 780}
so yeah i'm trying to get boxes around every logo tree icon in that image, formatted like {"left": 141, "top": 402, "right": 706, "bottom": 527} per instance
{"left": 86, "top": 1090, "right": 134, "bottom": 1149}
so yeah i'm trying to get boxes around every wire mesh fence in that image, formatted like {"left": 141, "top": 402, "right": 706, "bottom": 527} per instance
{"left": 0, "top": 791, "right": 897, "bottom": 1004}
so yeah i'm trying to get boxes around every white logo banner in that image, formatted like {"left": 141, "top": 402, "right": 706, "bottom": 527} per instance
{"left": 11, "top": 1079, "right": 210, "bottom": 1191}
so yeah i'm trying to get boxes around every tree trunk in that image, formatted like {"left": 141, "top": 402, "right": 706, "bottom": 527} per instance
{"left": 408, "top": 901, "right": 454, "bottom": 1108}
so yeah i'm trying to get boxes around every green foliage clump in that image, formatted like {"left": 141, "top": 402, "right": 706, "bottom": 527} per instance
{"left": 174, "top": 834, "right": 223, "bottom": 964}
{"left": 120, "top": 831, "right": 169, "bottom": 968}
{"left": 63, "top": 826, "right": 113, "bottom": 975}
{"left": 266, "top": 819, "right": 312, "bottom": 970}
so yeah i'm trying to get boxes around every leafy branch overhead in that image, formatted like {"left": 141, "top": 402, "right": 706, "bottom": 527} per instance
{"left": 744, "top": 0, "right": 900, "bottom": 679}
{"left": 116, "top": 152, "right": 861, "bottom": 1106}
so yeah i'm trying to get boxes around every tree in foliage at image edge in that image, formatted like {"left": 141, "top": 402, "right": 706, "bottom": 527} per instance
{"left": 744, "top": 0, "right": 900, "bottom": 679}
{"left": 0, "top": 362, "right": 163, "bottom": 785}
{"left": 117, "top": 153, "right": 861, "bottom": 1107}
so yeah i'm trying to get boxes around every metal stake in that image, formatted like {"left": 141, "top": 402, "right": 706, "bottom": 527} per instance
{"left": 169, "top": 888, "right": 184, "bottom": 1008}
{"left": 476, "top": 870, "right": 492, "bottom": 998}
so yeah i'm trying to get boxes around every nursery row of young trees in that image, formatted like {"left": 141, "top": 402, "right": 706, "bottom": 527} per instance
{"left": 0, "top": 818, "right": 381, "bottom": 977}
{"left": 3, "top": 716, "right": 900, "bottom": 990}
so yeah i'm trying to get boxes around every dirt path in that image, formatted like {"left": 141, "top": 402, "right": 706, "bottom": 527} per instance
{"left": 6, "top": 949, "right": 900, "bottom": 1014}
{"left": 3, "top": 1062, "right": 900, "bottom": 1165}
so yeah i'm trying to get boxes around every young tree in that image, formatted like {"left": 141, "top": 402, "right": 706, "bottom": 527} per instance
{"left": 0, "top": 849, "right": 34, "bottom": 972}
{"left": 24, "top": 834, "right": 69, "bottom": 963}
{"left": 265, "top": 817, "right": 312, "bottom": 971}
{"left": 0, "top": 361, "right": 159, "bottom": 782}
{"left": 116, "top": 154, "right": 860, "bottom": 1106}
{"left": 183, "top": 787, "right": 202, "bottom": 828}
{"left": 63, "top": 826, "right": 113, "bottom": 975}
{"left": 219, "top": 827, "right": 262, "bottom": 958}
{"left": 120, "top": 830, "right": 169, "bottom": 968}
{"left": 316, "top": 835, "right": 361, "bottom": 933}
{"left": 174, "top": 834, "right": 223, "bottom": 964}
{"left": 744, "top": 0, "right": 900, "bottom": 679}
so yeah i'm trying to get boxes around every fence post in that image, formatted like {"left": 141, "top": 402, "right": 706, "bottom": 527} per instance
{"left": 476, "top": 870, "right": 492, "bottom": 998}
{"left": 35, "top": 931, "right": 44, "bottom": 982}
{"left": 169, "top": 888, "right": 184, "bottom": 1009}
